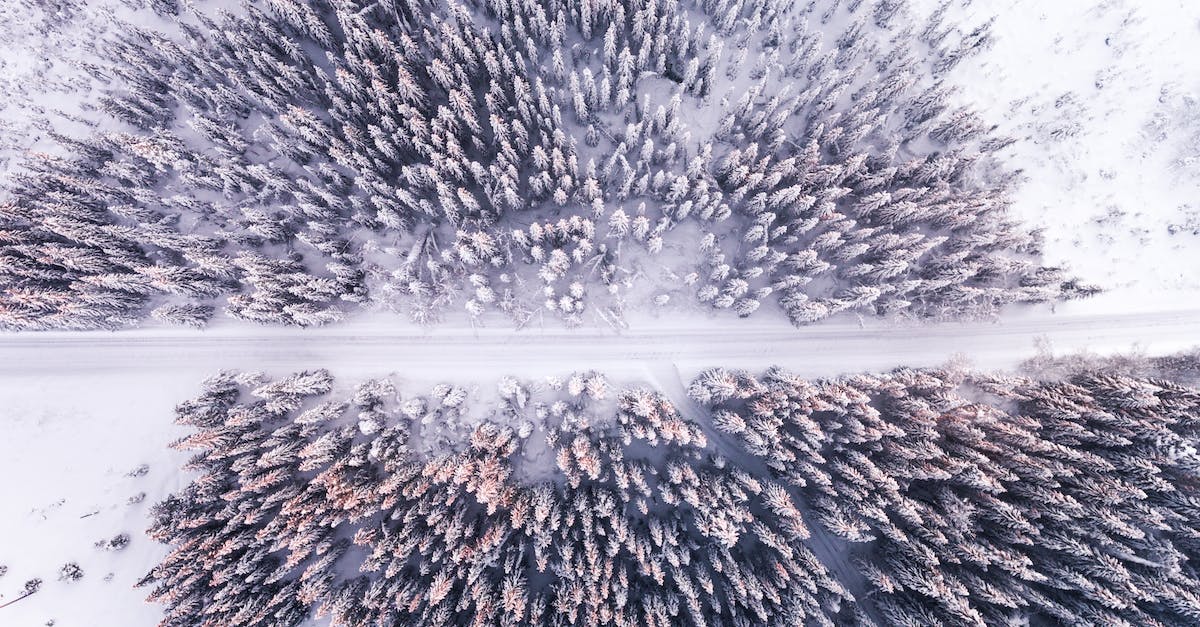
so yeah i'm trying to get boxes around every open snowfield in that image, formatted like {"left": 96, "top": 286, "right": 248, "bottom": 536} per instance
{"left": 915, "top": 0, "right": 1200, "bottom": 314}
{"left": 2, "top": 0, "right": 1200, "bottom": 625}
{"left": 0, "top": 374, "right": 194, "bottom": 625}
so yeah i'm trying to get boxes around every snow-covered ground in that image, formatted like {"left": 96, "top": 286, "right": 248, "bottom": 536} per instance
{"left": 4, "top": 1, "right": 1200, "bottom": 625}
{"left": 918, "top": 0, "right": 1200, "bottom": 313}
{"left": 0, "top": 374, "right": 194, "bottom": 626}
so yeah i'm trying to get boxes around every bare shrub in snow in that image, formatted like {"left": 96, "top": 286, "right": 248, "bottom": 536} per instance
{"left": 57, "top": 563, "right": 83, "bottom": 582}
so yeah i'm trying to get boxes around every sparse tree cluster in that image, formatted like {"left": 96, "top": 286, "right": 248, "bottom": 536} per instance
{"left": 1, "top": 0, "right": 1095, "bottom": 329}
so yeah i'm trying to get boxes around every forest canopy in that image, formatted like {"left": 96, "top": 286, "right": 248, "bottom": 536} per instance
{"left": 143, "top": 362, "right": 1200, "bottom": 626}
{"left": 0, "top": 0, "right": 1095, "bottom": 330}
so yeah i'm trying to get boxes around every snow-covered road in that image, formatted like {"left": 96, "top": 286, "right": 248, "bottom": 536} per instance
{"left": 4, "top": 308, "right": 1197, "bottom": 379}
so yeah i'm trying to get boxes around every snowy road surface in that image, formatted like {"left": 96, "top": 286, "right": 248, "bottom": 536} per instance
{"left": 3, "top": 308, "right": 1198, "bottom": 378}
